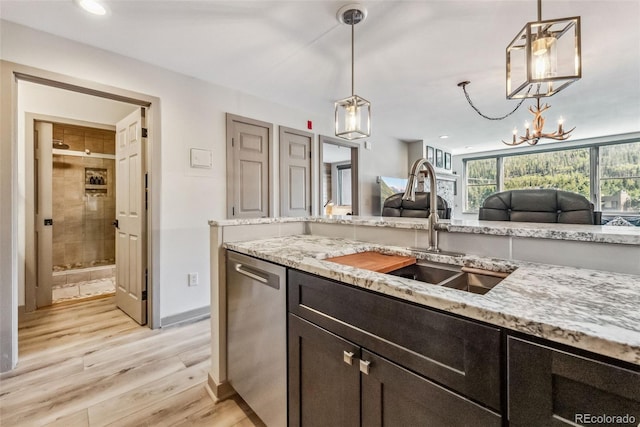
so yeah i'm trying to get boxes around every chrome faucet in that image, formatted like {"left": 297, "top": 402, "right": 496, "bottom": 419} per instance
{"left": 403, "top": 158, "right": 440, "bottom": 252}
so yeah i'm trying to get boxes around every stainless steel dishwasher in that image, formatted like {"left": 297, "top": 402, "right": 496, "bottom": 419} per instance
{"left": 227, "top": 251, "right": 287, "bottom": 427}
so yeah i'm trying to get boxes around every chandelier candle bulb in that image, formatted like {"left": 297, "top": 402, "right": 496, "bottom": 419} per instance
{"left": 558, "top": 117, "right": 564, "bottom": 133}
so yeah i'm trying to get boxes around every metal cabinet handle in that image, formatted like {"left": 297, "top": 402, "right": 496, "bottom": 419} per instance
{"left": 234, "top": 263, "right": 268, "bottom": 284}
{"left": 359, "top": 359, "right": 371, "bottom": 375}
{"left": 343, "top": 351, "right": 354, "bottom": 365}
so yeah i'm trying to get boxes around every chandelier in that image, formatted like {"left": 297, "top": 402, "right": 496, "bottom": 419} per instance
{"left": 335, "top": 4, "right": 371, "bottom": 140}
{"left": 503, "top": 98, "right": 575, "bottom": 146}
{"left": 458, "top": 0, "right": 581, "bottom": 146}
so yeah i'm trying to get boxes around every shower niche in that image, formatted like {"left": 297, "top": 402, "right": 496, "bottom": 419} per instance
{"left": 85, "top": 167, "right": 108, "bottom": 195}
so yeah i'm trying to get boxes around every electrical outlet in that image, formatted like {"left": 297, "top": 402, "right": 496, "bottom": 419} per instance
{"left": 188, "top": 273, "right": 198, "bottom": 287}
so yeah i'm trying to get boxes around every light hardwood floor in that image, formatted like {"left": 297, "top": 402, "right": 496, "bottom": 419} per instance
{"left": 0, "top": 296, "right": 264, "bottom": 427}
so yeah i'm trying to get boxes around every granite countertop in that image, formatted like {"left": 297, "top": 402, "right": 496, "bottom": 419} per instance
{"left": 209, "top": 216, "right": 640, "bottom": 246}
{"left": 225, "top": 234, "right": 640, "bottom": 365}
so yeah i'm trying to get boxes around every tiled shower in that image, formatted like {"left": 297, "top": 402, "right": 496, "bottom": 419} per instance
{"left": 51, "top": 123, "right": 117, "bottom": 303}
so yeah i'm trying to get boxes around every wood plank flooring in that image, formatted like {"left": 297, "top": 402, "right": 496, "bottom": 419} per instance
{"left": 0, "top": 297, "right": 264, "bottom": 427}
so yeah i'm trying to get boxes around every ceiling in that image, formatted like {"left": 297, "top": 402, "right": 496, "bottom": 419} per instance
{"left": 1, "top": 0, "right": 639, "bottom": 154}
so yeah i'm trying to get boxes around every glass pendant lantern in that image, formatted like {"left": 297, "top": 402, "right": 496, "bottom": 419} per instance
{"left": 335, "top": 5, "right": 371, "bottom": 140}
{"left": 506, "top": 0, "right": 581, "bottom": 99}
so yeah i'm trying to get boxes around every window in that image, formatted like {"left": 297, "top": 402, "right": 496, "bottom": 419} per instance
{"left": 463, "top": 139, "right": 640, "bottom": 217}
{"left": 466, "top": 158, "right": 497, "bottom": 212}
{"left": 337, "top": 164, "right": 352, "bottom": 205}
{"left": 503, "top": 148, "right": 590, "bottom": 200}
{"left": 600, "top": 142, "right": 640, "bottom": 213}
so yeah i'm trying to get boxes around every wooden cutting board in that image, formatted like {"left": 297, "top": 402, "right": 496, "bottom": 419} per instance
{"left": 325, "top": 251, "right": 416, "bottom": 274}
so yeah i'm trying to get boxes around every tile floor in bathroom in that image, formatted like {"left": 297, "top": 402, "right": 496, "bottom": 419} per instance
{"left": 52, "top": 277, "right": 116, "bottom": 304}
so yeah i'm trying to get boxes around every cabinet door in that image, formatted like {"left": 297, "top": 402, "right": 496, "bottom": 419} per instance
{"left": 508, "top": 336, "right": 640, "bottom": 426}
{"left": 288, "top": 314, "right": 360, "bottom": 427}
{"left": 361, "top": 349, "right": 502, "bottom": 427}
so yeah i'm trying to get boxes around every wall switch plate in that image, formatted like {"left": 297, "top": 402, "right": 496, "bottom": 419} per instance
{"left": 190, "top": 148, "right": 212, "bottom": 169}
{"left": 364, "top": 141, "right": 372, "bottom": 150}
{"left": 188, "top": 272, "right": 198, "bottom": 286}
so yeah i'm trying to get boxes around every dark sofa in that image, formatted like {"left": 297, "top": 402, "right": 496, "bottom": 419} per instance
{"left": 382, "top": 192, "right": 451, "bottom": 219}
{"left": 478, "top": 189, "right": 599, "bottom": 224}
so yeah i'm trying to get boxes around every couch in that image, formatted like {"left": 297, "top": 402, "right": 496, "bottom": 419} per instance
{"left": 382, "top": 192, "right": 451, "bottom": 219}
{"left": 478, "top": 189, "right": 599, "bottom": 224}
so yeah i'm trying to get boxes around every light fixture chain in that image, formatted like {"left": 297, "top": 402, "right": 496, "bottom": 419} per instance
{"left": 459, "top": 82, "right": 534, "bottom": 121}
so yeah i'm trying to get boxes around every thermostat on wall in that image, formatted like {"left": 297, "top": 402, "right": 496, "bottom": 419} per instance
{"left": 190, "top": 148, "right": 212, "bottom": 169}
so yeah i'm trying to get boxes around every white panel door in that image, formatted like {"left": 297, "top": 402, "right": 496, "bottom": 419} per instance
{"left": 279, "top": 127, "right": 312, "bottom": 217}
{"left": 115, "top": 108, "right": 146, "bottom": 325}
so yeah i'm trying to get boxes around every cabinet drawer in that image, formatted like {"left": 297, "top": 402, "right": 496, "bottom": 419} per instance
{"left": 288, "top": 269, "right": 502, "bottom": 410}
{"left": 508, "top": 336, "right": 640, "bottom": 426}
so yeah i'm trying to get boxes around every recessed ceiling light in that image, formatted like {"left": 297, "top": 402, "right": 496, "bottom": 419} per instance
{"left": 75, "top": 0, "right": 107, "bottom": 16}
{"left": 465, "top": 146, "right": 474, "bottom": 150}
{"left": 439, "top": 135, "right": 449, "bottom": 139}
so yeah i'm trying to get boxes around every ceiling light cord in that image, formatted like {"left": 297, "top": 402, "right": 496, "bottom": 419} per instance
{"left": 458, "top": 81, "right": 535, "bottom": 121}
{"left": 351, "top": 20, "right": 355, "bottom": 95}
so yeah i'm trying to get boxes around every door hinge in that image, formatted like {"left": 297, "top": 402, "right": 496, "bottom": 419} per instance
{"left": 141, "top": 290, "right": 148, "bottom": 301}
{"left": 142, "top": 128, "right": 148, "bottom": 138}
{"left": 231, "top": 137, "right": 234, "bottom": 147}
{"left": 232, "top": 206, "right": 235, "bottom": 216}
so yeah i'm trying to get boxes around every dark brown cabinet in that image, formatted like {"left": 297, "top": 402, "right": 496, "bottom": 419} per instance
{"left": 288, "top": 314, "right": 360, "bottom": 427}
{"left": 287, "top": 268, "right": 640, "bottom": 427}
{"left": 360, "top": 349, "right": 501, "bottom": 426}
{"left": 287, "top": 269, "right": 502, "bottom": 427}
{"left": 508, "top": 336, "right": 640, "bottom": 426}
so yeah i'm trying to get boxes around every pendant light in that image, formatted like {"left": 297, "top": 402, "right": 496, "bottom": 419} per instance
{"left": 506, "top": 0, "right": 581, "bottom": 99}
{"left": 458, "top": 0, "right": 581, "bottom": 146}
{"left": 335, "top": 4, "right": 371, "bottom": 140}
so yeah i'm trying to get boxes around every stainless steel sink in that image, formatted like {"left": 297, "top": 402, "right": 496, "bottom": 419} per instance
{"left": 387, "top": 261, "right": 508, "bottom": 295}
{"left": 387, "top": 262, "right": 460, "bottom": 284}
{"left": 439, "top": 272, "right": 504, "bottom": 295}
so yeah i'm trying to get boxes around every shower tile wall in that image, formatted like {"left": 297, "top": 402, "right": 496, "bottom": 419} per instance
{"left": 52, "top": 123, "right": 116, "bottom": 271}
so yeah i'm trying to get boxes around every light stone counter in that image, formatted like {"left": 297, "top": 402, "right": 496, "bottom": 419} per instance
{"left": 209, "top": 215, "right": 640, "bottom": 246}
{"left": 225, "top": 234, "right": 640, "bottom": 366}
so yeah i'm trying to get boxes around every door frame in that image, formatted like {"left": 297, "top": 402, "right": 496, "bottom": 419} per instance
{"left": 0, "top": 60, "right": 161, "bottom": 372}
{"left": 25, "top": 114, "right": 118, "bottom": 312}
{"left": 319, "top": 135, "right": 361, "bottom": 216}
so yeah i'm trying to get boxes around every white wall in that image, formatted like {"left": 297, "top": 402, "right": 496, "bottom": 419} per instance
{"left": 1, "top": 21, "right": 406, "bottom": 321}
{"left": 359, "top": 136, "right": 409, "bottom": 215}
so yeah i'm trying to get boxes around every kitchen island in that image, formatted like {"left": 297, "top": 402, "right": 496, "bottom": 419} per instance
{"left": 224, "top": 233, "right": 640, "bottom": 365}
{"left": 208, "top": 216, "right": 640, "bottom": 424}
